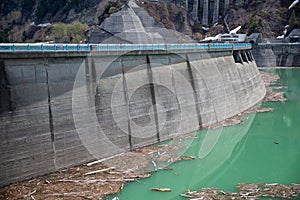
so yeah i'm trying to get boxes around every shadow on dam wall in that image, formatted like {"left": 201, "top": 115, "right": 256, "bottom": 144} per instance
{"left": 252, "top": 44, "right": 300, "bottom": 67}
{"left": 0, "top": 50, "right": 266, "bottom": 186}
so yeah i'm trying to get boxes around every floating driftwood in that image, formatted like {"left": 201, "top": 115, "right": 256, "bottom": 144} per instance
{"left": 84, "top": 166, "right": 115, "bottom": 176}
{"left": 86, "top": 153, "right": 125, "bottom": 166}
{"left": 260, "top": 71, "right": 288, "bottom": 102}
{"left": 256, "top": 107, "right": 274, "bottom": 113}
{"left": 150, "top": 188, "right": 172, "bottom": 192}
{"left": 178, "top": 156, "right": 195, "bottom": 161}
{"left": 57, "top": 178, "right": 136, "bottom": 183}
{"left": 181, "top": 183, "right": 300, "bottom": 199}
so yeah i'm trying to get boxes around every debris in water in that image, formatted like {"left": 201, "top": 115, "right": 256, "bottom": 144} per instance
{"left": 0, "top": 144, "right": 189, "bottom": 199}
{"left": 150, "top": 188, "right": 172, "bottom": 192}
{"left": 256, "top": 107, "right": 274, "bottom": 113}
{"left": 177, "top": 155, "right": 195, "bottom": 161}
{"left": 84, "top": 166, "right": 115, "bottom": 176}
{"left": 260, "top": 71, "right": 288, "bottom": 102}
{"left": 181, "top": 183, "right": 300, "bottom": 199}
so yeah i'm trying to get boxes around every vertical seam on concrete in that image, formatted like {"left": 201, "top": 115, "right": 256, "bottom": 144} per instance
{"left": 234, "top": 60, "right": 250, "bottom": 112}
{"left": 85, "top": 57, "right": 90, "bottom": 83}
{"left": 214, "top": 58, "right": 230, "bottom": 121}
{"left": 90, "top": 57, "right": 98, "bottom": 100}
{"left": 121, "top": 60, "right": 133, "bottom": 151}
{"left": 0, "top": 61, "right": 14, "bottom": 111}
{"left": 44, "top": 58, "right": 54, "bottom": 143}
{"left": 84, "top": 56, "right": 93, "bottom": 98}
{"left": 146, "top": 56, "right": 160, "bottom": 143}
{"left": 91, "top": 57, "right": 97, "bottom": 82}
{"left": 186, "top": 54, "right": 202, "bottom": 129}
{"left": 84, "top": 57, "right": 92, "bottom": 98}
{"left": 169, "top": 56, "right": 182, "bottom": 134}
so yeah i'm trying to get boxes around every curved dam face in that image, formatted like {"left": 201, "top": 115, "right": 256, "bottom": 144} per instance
{"left": 0, "top": 49, "right": 266, "bottom": 186}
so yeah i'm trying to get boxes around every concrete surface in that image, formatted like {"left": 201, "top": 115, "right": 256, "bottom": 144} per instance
{"left": 0, "top": 49, "right": 265, "bottom": 186}
{"left": 252, "top": 44, "right": 300, "bottom": 67}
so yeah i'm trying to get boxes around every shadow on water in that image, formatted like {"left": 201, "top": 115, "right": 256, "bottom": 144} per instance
{"left": 109, "top": 68, "right": 300, "bottom": 200}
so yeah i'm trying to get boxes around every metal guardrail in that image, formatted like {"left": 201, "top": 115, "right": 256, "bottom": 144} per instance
{"left": 258, "top": 42, "right": 300, "bottom": 46}
{"left": 94, "top": 43, "right": 251, "bottom": 51}
{"left": 0, "top": 44, "right": 91, "bottom": 52}
{"left": 0, "top": 43, "right": 252, "bottom": 52}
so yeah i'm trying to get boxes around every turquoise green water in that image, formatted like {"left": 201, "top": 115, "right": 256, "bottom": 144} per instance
{"left": 109, "top": 68, "right": 300, "bottom": 200}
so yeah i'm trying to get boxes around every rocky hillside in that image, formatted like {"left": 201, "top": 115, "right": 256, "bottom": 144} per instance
{"left": 139, "top": 0, "right": 300, "bottom": 40}
{"left": 226, "top": 0, "right": 300, "bottom": 38}
{"left": 0, "top": 0, "right": 120, "bottom": 42}
{"left": 0, "top": 0, "right": 299, "bottom": 42}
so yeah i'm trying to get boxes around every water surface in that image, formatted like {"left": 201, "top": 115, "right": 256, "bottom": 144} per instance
{"left": 109, "top": 68, "right": 300, "bottom": 200}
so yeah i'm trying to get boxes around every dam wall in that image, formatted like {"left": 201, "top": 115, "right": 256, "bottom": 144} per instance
{"left": 252, "top": 43, "right": 300, "bottom": 67}
{"left": 0, "top": 47, "right": 266, "bottom": 186}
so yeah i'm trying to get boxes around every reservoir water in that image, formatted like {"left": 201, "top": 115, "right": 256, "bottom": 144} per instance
{"left": 109, "top": 68, "right": 300, "bottom": 200}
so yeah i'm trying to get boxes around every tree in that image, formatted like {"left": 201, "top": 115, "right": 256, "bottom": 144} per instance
{"left": 51, "top": 21, "right": 89, "bottom": 43}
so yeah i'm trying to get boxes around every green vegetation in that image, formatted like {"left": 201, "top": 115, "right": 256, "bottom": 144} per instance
{"left": 248, "top": 17, "right": 263, "bottom": 34}
{"left": 108, "top": 0, "right": 121, "bottom": 14}
{"left": 50, "top": 21, "right": 89, "bottom": 43}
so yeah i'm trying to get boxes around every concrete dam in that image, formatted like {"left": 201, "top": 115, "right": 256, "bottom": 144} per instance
{"left": 252, "top": 43, "right": 300, "bottom": 67}
{"left": 0, "top": 43, "right": 266, "bottom": 186}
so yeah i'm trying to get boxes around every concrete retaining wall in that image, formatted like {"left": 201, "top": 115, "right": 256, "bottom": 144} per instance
{"left": 252, "top": 44, "right": 300, "bottom": 67}
{"left": 0, "top": 50, "right": 265, "bottom": 186}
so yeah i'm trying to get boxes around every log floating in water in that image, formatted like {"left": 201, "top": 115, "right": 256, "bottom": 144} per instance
{"left": 178, "top": 155, "right": 195, "bottom": 161}
{"left": 150, "top": 188, "right": 172, "bottom": 192}
{"left": 256, "top": 107, "right": 274, "bottom": 113}
{"left": 86, "top": 153, "right": 125, "bottom": 166}
{"left": 84, "top": 167, "right": 115, "bottom": 176}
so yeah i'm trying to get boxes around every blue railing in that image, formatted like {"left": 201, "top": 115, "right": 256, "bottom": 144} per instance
{"left": 0, "top": 44, "right": 91, "bottom": 52}
{"left": 0, "top": 43, "right": 251, "bottom": 52}
{"left": 258, "top": 42, "right": 300, "bottom": 46}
